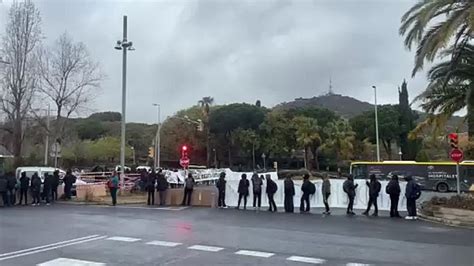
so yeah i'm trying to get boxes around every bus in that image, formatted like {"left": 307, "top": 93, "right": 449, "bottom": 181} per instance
{"left": 350, "top": 161, "right": 474, "bottom": 193}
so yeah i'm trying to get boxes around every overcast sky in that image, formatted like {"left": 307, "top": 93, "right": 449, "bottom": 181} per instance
{"left": 0, "top": 0, "right": 428, "bottom": 124}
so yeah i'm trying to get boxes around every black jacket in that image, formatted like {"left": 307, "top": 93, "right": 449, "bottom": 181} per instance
{"left": 52, "top": 173, "right": 60, "bottom": 188}
{"left": 31, "top": 175, "right": 41, "bottom": 192}
{"left": 386, "top": 179, "right": 401, "bottom": 196}
{"left": 20, "top": 175, "right": 29, "bottom": 189}
{"left": 0, "top": 177, "right": 7, "bottom": 192}
{"left": 238, "top": 178, "right": 250, "bottom": 195}
{"left": 366, "top": 180, "right": 381, "bottom": 198}
{"left": 156, "top": 174, "right": 168, "bottom": 191}
{"left": 146, "top": 174, "right": 156, "bottom": 190}
{"left": 43, "top": 175, "right": 53, "bottom": 191}
{"left": 284, "top": 178, "right": 295, "bottom": 196}
{"left": 63, "top": 174, "right": 76, "bottom": 186}
{"left": 343, "top": 179, "right": 358, "bottom": 197}
{"left": 301, "top": 179, "right": 311, "bottom": 195}
{"left": 266, "top": 179, "right": 277, "bottom": 194}
{"left": 216, "top": 177, "right": 226, "bottom": 192}
{"left": 6, "top": 175, "right": 16, "bottom": 190}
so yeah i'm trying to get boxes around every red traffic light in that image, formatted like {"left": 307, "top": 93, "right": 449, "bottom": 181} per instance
{"left": 182, "top": 145, "right": 188, "bottom": 151}
{"left": 448, "top": 133, "right": 458, "bottom": 140}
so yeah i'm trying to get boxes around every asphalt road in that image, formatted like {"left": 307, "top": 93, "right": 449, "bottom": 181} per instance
{"left": 0, "top": 204, "right": 472, "bottom": 266}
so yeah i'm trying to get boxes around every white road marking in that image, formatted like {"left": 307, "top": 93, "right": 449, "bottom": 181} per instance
{"left": 106, "top": 236, "right": 141, "bottom": 242}
{"left": 235, "top": 250, "right": 275, "bottom": 258}
{"left": 0, "top": 236, "right": 107, "bottom": 261}
{"left": 287, "top": 256, "right": 326, "bottom": 264}
{"left": 37, "top": 257, "right": 105, "bottom": 266}
{"left": 347, "top": 263, "right": 371, "bottom": 266}
{"left": 188, "top": 245, "right": 224, "bottom": 252}
{"left": 0, "top": 235, "right": 101, "bottom": 258}
{"left": 146, "top": 240, "right": 182, "bottom": 247}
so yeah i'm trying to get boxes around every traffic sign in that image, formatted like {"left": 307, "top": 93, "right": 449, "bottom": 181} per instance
{"left": 450, "top": 148, "right": 463, "bottom": 163}
{"left": 180, "top": 157, "right": 190, "bottom": 168}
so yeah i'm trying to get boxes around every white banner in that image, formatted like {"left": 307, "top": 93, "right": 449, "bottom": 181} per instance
{"left": 224, "top": 179, "right": 408, "bottom": 211}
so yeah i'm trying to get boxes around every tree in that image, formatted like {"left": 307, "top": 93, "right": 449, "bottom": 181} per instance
{"left": 0, "top": 0, "right": 42, "bottom": 166}
{"left": 37, "top": 32, "right": 103, "bottom": 144}
{"left": 292, "top": 116, "right": 321, "bottom": 170}
{"left": 415, "top": 44, "right": 474, "bottom": 139}
{"left": 198, "top": 96, "right": 214, "bottom": 167}
{"left": 233, "top": 128, "right": 260, "bottom": 169}
{"left": 88, "top": 112, "right": 121, "bottom": 122}
{"left": 260, "top": 110, "right": 297, "bottom": 159}
{"left": 398, "top": 80, "right": 419, "bottom": 159}
{"left": 323, "top": 120, "right": 355, "bottom": 162}
{"left": 400, "top": 0, "right": 474, "bottom": 76}
{"left": 350, "top": 105, "right": 400, "bottom": 159}
{"left": 76, "top": 119, "right": 105, "bottom": 140}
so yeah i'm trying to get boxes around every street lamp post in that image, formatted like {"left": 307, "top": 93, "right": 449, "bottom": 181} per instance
{"left": 372, "top": 85, "right": 381, "bottom": 162}
{"left": 152, "top": 103, "right": 161, "bottom": 169}
{"left": 115, "top": 15, "right": 134, "bottom": 189}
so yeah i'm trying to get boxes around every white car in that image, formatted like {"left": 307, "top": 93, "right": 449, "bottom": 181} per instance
{"left": 16, "top": 167, "right": 66, "bottom": 182}
{"left": 136, "top": 166, "right": 151, "bottom": 172}
{"left": 115, "top": 165, "right": 131, "bottom": 172}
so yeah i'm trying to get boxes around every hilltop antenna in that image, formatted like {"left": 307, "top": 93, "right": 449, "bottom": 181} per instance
{"left": 328, "top": 76, "right": 334, "bottom": 95}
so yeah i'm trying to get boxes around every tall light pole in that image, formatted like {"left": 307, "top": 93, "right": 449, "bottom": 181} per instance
{"left": 44, "top": 104, "right": 50, "bottom": 166}
{"left": 152, "top": 103, "right": 161, "bottom": 169}
{"left": 372, "top": 85, "right": 380, "bottom": 162}
{"left": 115, "top": 15, "right": 134, "bottom": 188}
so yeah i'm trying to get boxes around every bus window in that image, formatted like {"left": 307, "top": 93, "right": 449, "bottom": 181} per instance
{"left": 351, "top": 164, "right": 367, "bottom": 179}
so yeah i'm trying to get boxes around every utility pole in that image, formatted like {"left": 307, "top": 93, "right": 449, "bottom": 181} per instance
{"left": 372, "top": 85, "right": 380, "bottom": 162}
{"left": 44, "top": 105, "right": 50, "bottom": 166}
{"left": 153, "top": 103, "right": 161, "bottom": 169}
{"left": 115, "top": 15, "right": 134, "bottom": 189}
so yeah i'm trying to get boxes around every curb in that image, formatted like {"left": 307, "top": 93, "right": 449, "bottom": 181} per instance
{"left": 418, "top": 212, "right": 474, "bottom": 229}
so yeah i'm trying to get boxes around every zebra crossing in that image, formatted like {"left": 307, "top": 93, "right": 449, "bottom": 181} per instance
{"left": 35, "top": 235, "right": 372, "bottom": 265}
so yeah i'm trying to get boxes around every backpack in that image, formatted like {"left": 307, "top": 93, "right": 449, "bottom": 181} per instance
{"left": 308, "top": 182, "right": 316, "bottom": 195}
{"left": 413, "top": 183, "right": 421, "bottom": 199}
{"left": 343, "top": 180, "right": 349, "bottom": 193}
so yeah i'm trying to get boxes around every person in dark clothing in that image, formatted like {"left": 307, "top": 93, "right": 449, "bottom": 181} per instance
{"left": 156, "top": 169, "right": 169, "bottom": 206}
{"left": 386, "top": 174, "right": 401, "bottom": 218}
{"left": 19, "top": 172, "right": 29, "bottom": 205}
{"left": 216, "top": 172, "right": 227, "bottom": 208}
{"left": 43, "top": 173, "right": 53, "bottom": 205}
{"left": 300, "top": 174, "right": 312, "bottom": 213}
{"left": 284, "top": 176, "right": 295, "bottom": 213}
{"left": 251, "top": 173, "right": 264, "bottom": 209}
{"left": 362, "top": 174, "right": 381, "bottom": 216}
{"left": 146, "top": 171, "right": 156, "bottom": 205}
{"left": 108, "top": 172, "right": 119, "bottom": 206}
{"left": 343, "top": 175, "right": 358, "bottom": 215}
{"left": 6, "top": 173, "right": 16, "bottom": 206}
{"left": 63, "top": 169, "right": 76, "bottom": 200}
{"left": 181, "top": 173, "right": 195, "bottom": 206}
{"left": 236, "top": 174, "right": 250, "bottom": 210}
{"left": 51, "top": 170, "right": 60, "bottom": 202}
{"left": 266, "top": 174, "right": 277, "bottom": 212}
{"left": 322, "top": 174, "right": 331, "bottom": 215}
{"left": 405, "top": 175, "right": 421, "bottom": 220}
{"left": 0, "top": 176, "right": 8, "bottom": 207}
{"left": 30, "top": 173, "right": 42, "bottom": 206}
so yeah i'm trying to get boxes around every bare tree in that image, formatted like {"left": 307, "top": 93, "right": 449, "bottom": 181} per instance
{"left": 0, "top": 0, "right": 42, "bottom": 166}
{"left": 37, "top": 32, "right": 103, "bottom": 143}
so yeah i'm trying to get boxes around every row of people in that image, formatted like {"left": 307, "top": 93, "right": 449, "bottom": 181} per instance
{"left": 0, "top": 170, "right": 77, "bottom": 207}
{"left": 214, "top": 172, "right": 421, "bottom": 219}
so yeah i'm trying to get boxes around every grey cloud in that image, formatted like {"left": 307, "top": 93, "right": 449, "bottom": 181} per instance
{"left": 1, "top": 0, "right": 429, "bottom": 122}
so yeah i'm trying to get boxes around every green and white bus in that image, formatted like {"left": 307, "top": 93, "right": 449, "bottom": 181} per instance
{"left": 350, "top": 161, "right": 474, "bottom": 193}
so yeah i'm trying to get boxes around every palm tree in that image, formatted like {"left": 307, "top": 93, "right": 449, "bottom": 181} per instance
{"left": 400, "top": 0, "right": 473, "bottom": 76}
{"left": 323, "top": 120, "right": 355, "bottom": 163}
{"left": 293, "top": 116, "right": 321, "bottom": 170}
{"left": 198, "top": 96, "right": 214, "bottom": 116}
{"left": 415, "top": 44, "right": 474, "bottom": 138}
{"left": 198, "top": 96, "right": 214, "bottom": 167}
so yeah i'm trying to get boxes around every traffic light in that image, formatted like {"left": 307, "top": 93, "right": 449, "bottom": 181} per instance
{"left": 197, "top": 119, "right": 204, "bottom": 132}
{"left": 448, "top": 133, "right": 458, "bottom": 149}
{"left": 181, "top": 145, "right": 188, "bottom": 158}
{"left": 148, "top": 147, "right": 154, "bottom": 158}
